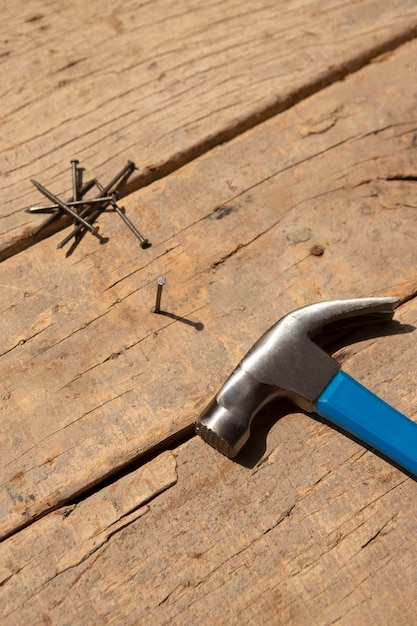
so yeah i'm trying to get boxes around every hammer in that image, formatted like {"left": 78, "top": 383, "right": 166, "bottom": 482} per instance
{"left": 195, "top": 297, "right": 417, "bottom": 477}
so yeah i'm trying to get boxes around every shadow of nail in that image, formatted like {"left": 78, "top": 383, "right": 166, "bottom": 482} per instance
{"left": 156, "top": 310, "right": 204, "bottom": 331}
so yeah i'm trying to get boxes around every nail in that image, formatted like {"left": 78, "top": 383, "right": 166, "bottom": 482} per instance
{"left": 31, "top": 180, "right": 108, "bottom": 244}
{"left": 26, "top": 196, "right": 114, "bottom": 213}
{"left": 100, "top": 160, "right": 136, "bottom": 196}
{"left": 71, "top": 160, "right": 80, "bottom": 202}
{"left": 114, "top": 205, "right": 150, "bottom": 247}
{"left": 153, "top": 276, "right": 166, "bottom": 314}
{"left": 103, "top": 189, "right": 149, "bottom": 249}
{"left": 56, "top": 162, "right": 135, "bottom": 248}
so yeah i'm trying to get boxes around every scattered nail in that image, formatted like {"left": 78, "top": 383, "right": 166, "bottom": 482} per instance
{"left": 28, "top": 160, "right": 139, "bottom": 254}
{"left": 58, "top": 163, "right": 136, "bottom": 249}
{"left": 95, "top": 182, "right": 150, "bottom": 248}
{"left": 99, "top": 160, "right": 136, "bottom": 196}
{"left": 26, "top": 196, "right": 114, "bottom": 213}
{"left": 31, "top": 179, "right": 107, "bottom": 244}
{"left": 30, "top": 177, "right": 97, "bottom": 237}
{"left": 114, "top": 204, "right": 150, "bottom": 248}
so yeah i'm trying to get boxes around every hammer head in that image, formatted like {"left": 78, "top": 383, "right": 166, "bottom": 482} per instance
{"left": 195, "top": 297, "right": 399, "bottom": 458}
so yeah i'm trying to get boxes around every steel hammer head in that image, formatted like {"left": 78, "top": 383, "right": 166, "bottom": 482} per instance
{"left": 195, "top": 297, "right": 399, "bottom": 458}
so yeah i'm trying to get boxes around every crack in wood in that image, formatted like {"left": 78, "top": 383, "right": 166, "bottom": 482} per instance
{"left": 0, "top": 424, "right": 190, "bottom": 543}
{"left": 360, "top": 512, "right": 399, "bottom": 549}
{"left": 39, "top": 505, "right": 151, "bottom": 589}
{"left": 61, "top": 389, "right": 134, "bottom": 427}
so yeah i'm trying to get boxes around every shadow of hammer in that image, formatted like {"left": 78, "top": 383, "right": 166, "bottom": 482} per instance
{"left": 196, "top": 297, "right": 417, "bottom": 478}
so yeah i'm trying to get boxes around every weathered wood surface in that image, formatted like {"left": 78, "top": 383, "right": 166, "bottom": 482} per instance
{"left": 2, "top": 0, "right": 417, "bottom": 256}
{"left": 1, "top": 299, "right": 416, "bottom": 624}
{"left": 2, "top": 2, "right": 417, "bottom": 621}
{"left": 1, "top": 39, "right": 417, "bottom": 544}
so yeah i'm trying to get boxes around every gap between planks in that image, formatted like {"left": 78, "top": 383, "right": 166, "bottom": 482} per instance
{"left": 1, "top": 22, "right": 417, "bottom": 264}
{"left": 0, "top": 424, "right": 194, "bottom": 543}
{"left": 2, "top": 291, "right": 416, "bottom": 544}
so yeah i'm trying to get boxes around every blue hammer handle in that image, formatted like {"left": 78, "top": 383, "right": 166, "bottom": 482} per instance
{"left": 316, "top": 371, "right": 417, "bottom": 477}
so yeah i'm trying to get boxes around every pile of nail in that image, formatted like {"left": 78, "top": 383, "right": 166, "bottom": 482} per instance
{"left": 27, "top": 160, "right": 150, "bottom": 255}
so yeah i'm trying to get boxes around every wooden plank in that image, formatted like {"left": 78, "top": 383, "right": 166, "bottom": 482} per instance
{"left": 1, "top": 297, "right": 416, "bottom": 624}
{"left": 2, "top": 0, "right": 417, "bottom": 256}
{"left": 0, "top": 451, "right": 179, "bottom": 621}
{"left": 1, "top": 39, "right": 417, "bottom": 539}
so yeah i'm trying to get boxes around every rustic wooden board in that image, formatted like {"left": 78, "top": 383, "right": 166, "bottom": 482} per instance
{"left": 1, "top": 0, "right": 417, "bottom": 256}
{"left": 1, "top": 299, "right": 416, "bottom": 624}
{"left": 1, "top": 40, "right": 417, "bottom": 541}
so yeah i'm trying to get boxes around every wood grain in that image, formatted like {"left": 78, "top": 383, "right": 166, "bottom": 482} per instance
{"left": 1, "top": 299, "right": 416, "bottom": 624}
{"left": 1, "top": 40, "right": 417, "bottom": 540}
{"left": 1, "top": 0, "right": 417, "bottom": 256}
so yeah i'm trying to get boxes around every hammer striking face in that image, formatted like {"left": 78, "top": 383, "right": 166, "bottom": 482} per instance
{"left": 196, "top": 297, "right": 417, "bottom": 478}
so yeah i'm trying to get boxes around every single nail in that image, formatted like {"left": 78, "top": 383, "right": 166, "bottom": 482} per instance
{"left": 116, "top": 206, "right": 150, "bottom": 248}
{"left": 31, "top": 180, "right": 107, "bottom": 244}
{"left": 26, "top": 196, "right": 114, "bottom": 213}
{"left": 153, "top": 276, "right": 166, "bottom": 314}
{"left": 71, "top": 160, "right": 80, "bottom": 202}
{"left": 104, "top": 190, "right": 149, "bottom": 249}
